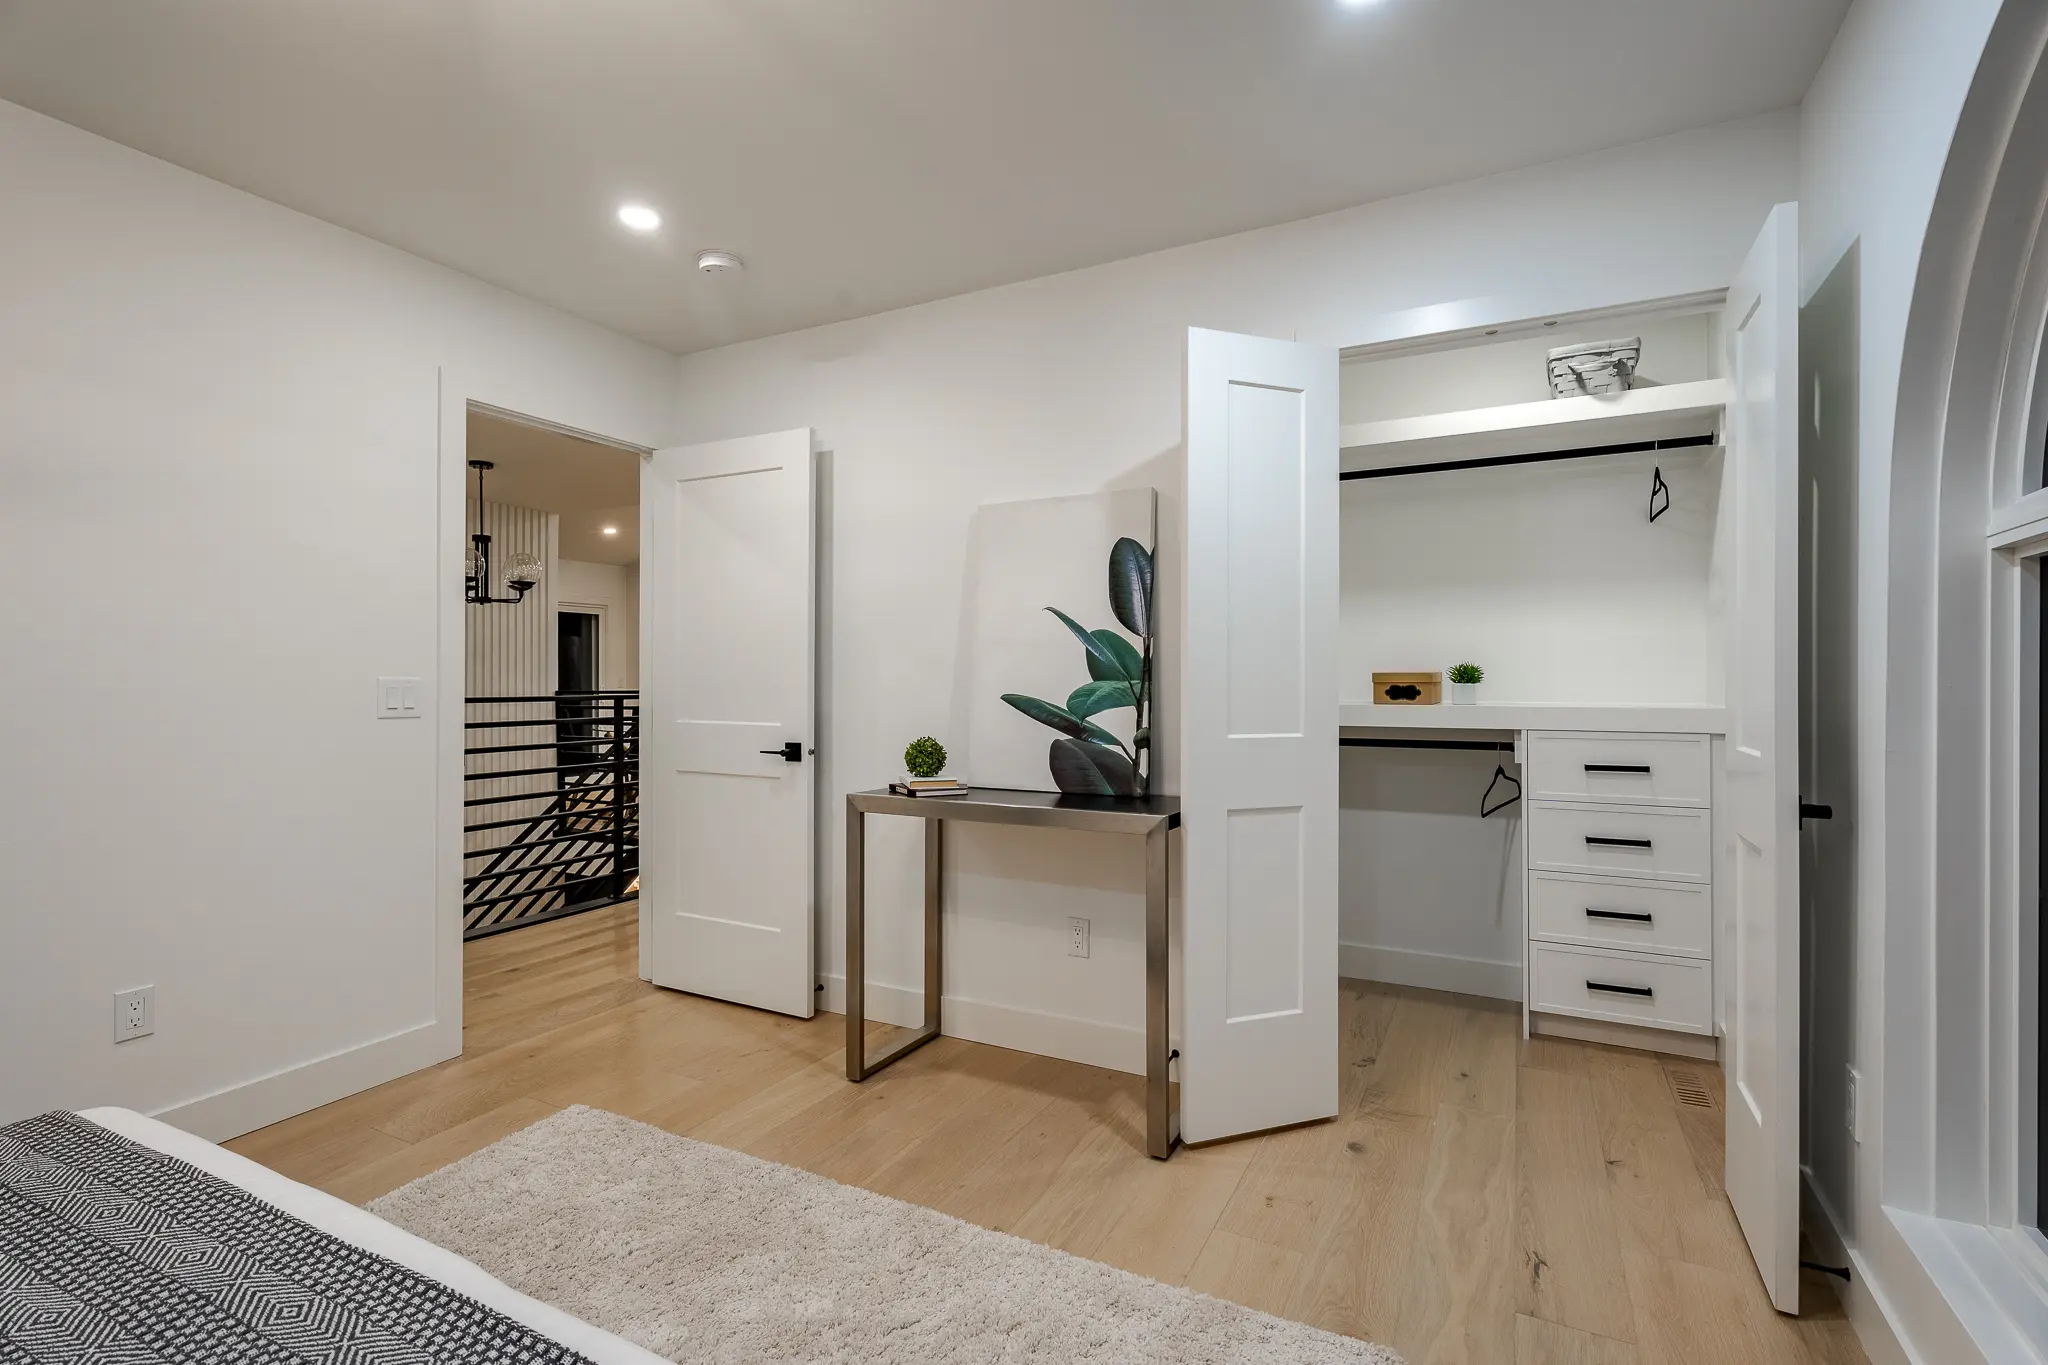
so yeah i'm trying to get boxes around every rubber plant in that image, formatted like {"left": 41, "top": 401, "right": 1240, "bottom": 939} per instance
{"left": 1000, "top": 536, "right": 1154, "bottom": 797}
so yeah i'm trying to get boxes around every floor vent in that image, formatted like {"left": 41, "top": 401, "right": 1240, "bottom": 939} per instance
{"left": 1669, "top": 1070, "right": 1717, "bottom": 1109}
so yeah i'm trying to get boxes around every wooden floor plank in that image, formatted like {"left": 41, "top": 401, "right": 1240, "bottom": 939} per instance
{"left": 1516, "top": 1314, "right": 1640, "bottom": 1365}
{"left": 1185, "top": 1229, "right": 1304, "bottom": 1317}
{"left": 328, "top": 1096, "right": 560, "bottom": 1205}
{"left": 1517, "top": 1066, "right": 1636, "bottom": 1343}
{"left": 223, "top": 903, "right": 1868, "bottom": 1365}
{"left": 1281, "top": 1113, "right": 1432, "bottom": 1345}
{"left": 1397, "top": 1103, "right": 1518, "bottom": 1364}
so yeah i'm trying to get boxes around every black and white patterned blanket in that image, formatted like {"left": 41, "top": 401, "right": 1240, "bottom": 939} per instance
{"left": 0, "top": 1110, "right": 596, "bottom": 1364}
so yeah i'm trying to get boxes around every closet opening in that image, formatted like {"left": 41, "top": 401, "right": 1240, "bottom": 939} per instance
{"left": 1334, "top": 302, "right": 1729, "bottom": 1029}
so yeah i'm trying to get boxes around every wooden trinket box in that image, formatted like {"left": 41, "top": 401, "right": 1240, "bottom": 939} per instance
{"left": 1372, "top": 671, "right": 1442, "bottom": 705}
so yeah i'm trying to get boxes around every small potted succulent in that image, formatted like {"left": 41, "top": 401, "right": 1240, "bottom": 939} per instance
{"left": 1447, "top": 662, "right": 1484, "bottom": 705}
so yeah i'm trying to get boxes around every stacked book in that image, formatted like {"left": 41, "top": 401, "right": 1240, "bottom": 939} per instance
{"left": 889, "top": 776, "right": 968, "bottom": 798}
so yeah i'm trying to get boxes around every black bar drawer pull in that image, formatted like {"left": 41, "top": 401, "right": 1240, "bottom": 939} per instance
{"left": 1585, "top": 835, "right": 1654, "bottom": 849}
{"left": 1586, "top": 980, "right": 1655, "bottom": 998}
{"left": 1584, "top": 763, "right": 1653, "bottom": 774}
{"left": 1586, "top": 908, "right": 1655, "bottom": 924}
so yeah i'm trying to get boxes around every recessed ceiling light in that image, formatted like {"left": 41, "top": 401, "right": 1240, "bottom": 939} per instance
{"left": 1337, "top": 0, "right": 1385, "bottom": 8}
{"left": 602, "top": 525, "right": 619, "bottom": 536}
{"left": 696, "top": 249, "right": 744, "bottom": 274}
{"left": 616, "top": 203, "right": 661, "bottom": 232}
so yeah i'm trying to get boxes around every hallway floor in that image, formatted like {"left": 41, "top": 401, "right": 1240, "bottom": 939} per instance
{"left": 229, "top": 902, "right": 1867, "bottom": 1364}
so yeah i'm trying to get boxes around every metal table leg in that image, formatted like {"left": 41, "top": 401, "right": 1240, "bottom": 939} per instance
{"left": 1145, "top": 820, "right": 1178, "bottom": 1159}
{"left": 846, "top": 800, "right": 944, "bottom": 1081}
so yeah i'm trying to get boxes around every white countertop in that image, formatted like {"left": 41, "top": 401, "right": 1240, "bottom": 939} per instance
{"left": 1340, "top": 701, "right": 1727, "bottom": 734}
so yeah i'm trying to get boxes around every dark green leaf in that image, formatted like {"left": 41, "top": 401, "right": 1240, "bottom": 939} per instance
{"left": 1133, "top": 727, "right": 1149, "bottom": 750}
{"left": 1048, "top": 737, "right": 1138, "bottom": 797}
{"left": 1085, "top": 629, "right": 1144, "bottom": 685}
{"left": 1067, "top": 679, "right": 1137, "bottom": 719}
{"left": 1045, "top": 607, "right": 1122, "bottom": 679}
{"left": 1108, "top": 537, "right": 1153, "bottom": 638}
{"left": 1000, "top": 693, "right": 1093, "bottom": 740}
{"left": 1080, "top": 718, "right": 1124, "bottom": 748}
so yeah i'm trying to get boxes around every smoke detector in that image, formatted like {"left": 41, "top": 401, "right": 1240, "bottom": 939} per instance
{"left": 696, "top": 250, "right": 744, "bottom": 274}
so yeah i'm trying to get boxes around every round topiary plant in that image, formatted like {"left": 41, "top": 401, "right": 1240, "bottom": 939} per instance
{"left": 903, "top": 736, "right": 948, "bottom": 779}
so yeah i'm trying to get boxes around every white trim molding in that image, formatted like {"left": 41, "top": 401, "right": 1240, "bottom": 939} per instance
{"left": 1890, "top": 1208, "right": 2048, "bottom": 1363}
{"left": 818, "top": 975, "right": 1148, "bottom": 1076}
{"left": 1879, "top": 8, "right": 2048, "bottom": 1360}
{"left": 154, "top": 1021, "right": 451, "bottom": 1144}
{"left": 1338, "top": 942, "right": 1522, "bottom": 1002}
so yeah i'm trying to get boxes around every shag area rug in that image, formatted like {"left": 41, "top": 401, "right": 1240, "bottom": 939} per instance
{"left": 369, "top": 1105, "right": 1401, "bottom": 1365}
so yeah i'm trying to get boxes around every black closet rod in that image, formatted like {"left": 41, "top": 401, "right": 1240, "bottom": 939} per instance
{"left": 1339, "top": 431, "right": 1715, "bottom": 482}
{"left": 1340, "top": 736, "right": 1514, "bottom": 752}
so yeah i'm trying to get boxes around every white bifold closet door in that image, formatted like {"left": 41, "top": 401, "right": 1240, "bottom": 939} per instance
{"left": 641, "top": 429, "right": 817, "bottom": 1019}
{"left": 1721, "top": 203, "right": 1803, "bottom": 1314}
{"left": 1181, "top": 327, "right": 1340, "bottom": 1144}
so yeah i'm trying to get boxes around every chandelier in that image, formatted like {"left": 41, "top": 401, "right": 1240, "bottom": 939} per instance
{"left": 465, "top": 460, "right": 543, "bottom": 606}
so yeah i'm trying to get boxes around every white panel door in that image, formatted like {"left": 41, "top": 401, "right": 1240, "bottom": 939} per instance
{"left": 1722, "top": 203, "right": 1802, "bottom": 1313}
{"left": 1181, "top": 327, "right": 1339, "bottom": 1144}
{"left": 642, "top": 430, "right": 816, "bottom": 1018}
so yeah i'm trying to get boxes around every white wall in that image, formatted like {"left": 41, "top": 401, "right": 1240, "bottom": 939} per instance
{"left": 553, "top": 558, "right": 640, "bottom": 690}
{"left": 1339, "top": 748, "right": 1526, "bottom": 1000}
{"left": 1796, "top": 1, "right": 2003, "bottom": 1361}
{"left": 1340, "top": 447, "right": 1725, "bottom": 708}
{"left": 671, "top": 111, "right": 1800, "bottom": 1070}
{"left": 0, "top": 99, "right": 675, "bottom": 1135}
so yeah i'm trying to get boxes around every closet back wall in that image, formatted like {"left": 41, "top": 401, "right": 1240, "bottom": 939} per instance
{"left": 670, "top": 111, "right": 1798, "bottom": 1070}
{"left": 1340, "top": 748, "right": 1525, "bottom": 999}
{"left": 1340, "top": 448, "right": 1726, "bottom": 706}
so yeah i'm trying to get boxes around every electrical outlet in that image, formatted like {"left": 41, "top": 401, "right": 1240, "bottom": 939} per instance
{"left": 1067, "top": 917, "right": 1090, "bottom": 959}
{"left": 113, "top": 986, "right": 154, "bottom": 1043}
{"left": 1846, "top": 1064, "right": 1862, "bottom": 1143}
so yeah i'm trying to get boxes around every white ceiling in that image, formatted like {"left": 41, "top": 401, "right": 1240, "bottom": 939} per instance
{"left": 0, "top": 1, "right": 1847, "bottom": 356}
{"left": 467, "top": 411, "right": 641, "bottom": 566}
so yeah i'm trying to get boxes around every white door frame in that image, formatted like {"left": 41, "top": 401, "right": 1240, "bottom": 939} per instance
{"left": 435, "top": 371, "right": 658, "bottom": 1060}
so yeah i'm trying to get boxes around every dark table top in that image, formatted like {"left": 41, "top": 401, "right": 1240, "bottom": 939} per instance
{"left": 847, "top": 786, "right": 1180, "bottom": 834}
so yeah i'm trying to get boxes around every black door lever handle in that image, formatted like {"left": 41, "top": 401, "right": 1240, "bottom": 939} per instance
{"left": 760, "top": 741, "right": 803, "bottom": 762}
{"left": 1800, "top": 799, "right": 1832, "bottom": 825}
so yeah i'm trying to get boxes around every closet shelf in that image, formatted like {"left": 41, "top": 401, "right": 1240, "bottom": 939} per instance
{"left": 1340, "top": 701, "right": 1727, "bottom": 735}
{"left": 1339, "top": 377, "right": 1731, "bottom": 473}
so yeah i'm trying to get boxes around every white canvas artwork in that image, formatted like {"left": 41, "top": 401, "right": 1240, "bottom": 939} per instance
{"left": 953, "top": 488, "right": 1157, "bottom": 793}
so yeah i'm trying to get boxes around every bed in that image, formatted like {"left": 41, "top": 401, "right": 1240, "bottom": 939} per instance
{"left": 1, "top": 1107, "right": 669, "bottom": 1364}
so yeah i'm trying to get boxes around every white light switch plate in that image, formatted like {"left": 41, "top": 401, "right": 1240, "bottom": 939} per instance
{"left": 113, "top": 985, "right": 154, "bottom": 1043}
{"left": 376, "top": 676, "right": 423, "bottom": 719}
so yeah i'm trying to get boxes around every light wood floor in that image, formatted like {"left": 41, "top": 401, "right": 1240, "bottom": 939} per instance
{"left": 229, "top": 902, "right": 1867, "bottom": 1365}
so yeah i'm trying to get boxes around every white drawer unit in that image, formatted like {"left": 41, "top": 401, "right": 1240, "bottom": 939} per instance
{"left": 1524, "top": 731, "right": 1710, "bottom": 808}
{"left": 1528, "top": 871, "right": 1711, "bottom": 959}
{"left": 1522, "top": 729, "right": 1719, "bottom": 1053}
{"left": 1527, "top": 942, "right": 1714, "bottom": 1034}
{"left": 1525, "top": 800, "right": 1712, "bottom": 883}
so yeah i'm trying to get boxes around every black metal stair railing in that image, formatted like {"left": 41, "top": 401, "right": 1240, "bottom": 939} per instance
{"left": 463, "top": 691, "right": 638, "bottom": 939}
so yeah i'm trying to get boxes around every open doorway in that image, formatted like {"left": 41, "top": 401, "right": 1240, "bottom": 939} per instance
{"left": 461, "top": 407, "right": 643, "bottom": 943}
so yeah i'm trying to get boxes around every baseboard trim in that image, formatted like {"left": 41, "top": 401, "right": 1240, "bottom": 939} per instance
{"left": 154, "top": 1019, "right": 459, "bottom": 1144}
{"left": 1802, "top": 1175, "right": 1917, "bottom": 1365}
{"left": 1529, "top": 1011, "right": 1719, "bottom": 1060}
{"left": 1339, "top": 941, "right": 1521, "bottom": 1002}
{"left": 818, "top": 975, "right": 1143, "bottom": 1076}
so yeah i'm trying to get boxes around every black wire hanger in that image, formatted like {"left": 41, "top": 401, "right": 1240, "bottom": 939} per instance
{"left": 1480, "top": 764, "right": 1521, "bottom": 818}
{"left": 1649, "top": 465, "right": 1671, "bottom": 523}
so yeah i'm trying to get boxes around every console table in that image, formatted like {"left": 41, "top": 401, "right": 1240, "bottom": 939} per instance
{"left": 844, "top": 787, "right": 1183, "bottom": 1159}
